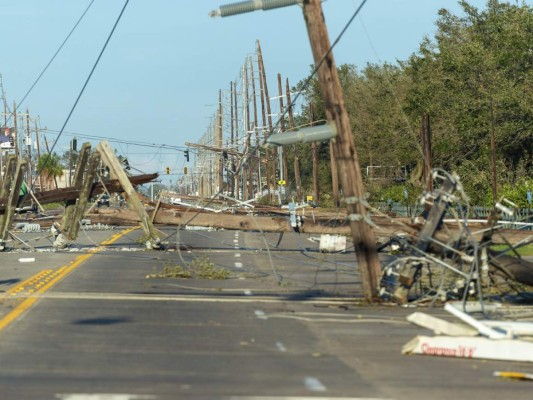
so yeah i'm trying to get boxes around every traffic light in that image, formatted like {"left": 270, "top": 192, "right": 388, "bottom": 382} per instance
{"left": 275, "top": 169, "right": 280, "bottom": 180}
{"left": 183, "top": 166, "right": 188, "bottom": 175}
{"left": 184, "top": 150, "right": 189, "bottom": 162}
{"left": 165, "top": 167, "right": 170, "bottom": 174}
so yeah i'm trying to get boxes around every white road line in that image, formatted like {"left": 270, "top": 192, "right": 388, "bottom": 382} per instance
{"left": 56, "top": 394, "right": 156, "bottom": 400}
{"left": 254, "top": 310, "right": 267, "bottom": 319}
{"left": 304, "top": 376, "right": 327, "bottom": 392}
{"left": 244, "top": 290, "right": 253, "bottom": 296}
{"left": 234, "top": 262, "right": 243, "bottom": 268}
{"left": 233, "top": 239, "right": 239, "bottom": 243}
{"left": 229, "top": 397, "right": 394, "bottom": 400}
{"left": 276, "top": 341, "right": 287, "bottom": 352}
{"left": 21, "top": 292, "right": 356, "bottom": 305}
{"left": 235, "top": 253, "right": 241, "bottom": 257}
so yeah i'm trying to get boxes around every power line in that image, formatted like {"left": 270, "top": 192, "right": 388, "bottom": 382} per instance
{"left": 4, "top": 0, "right": 96, "bottom": 124}
{"left": 40, "top": 128, "right": 187, "bottom": 152}
{"left": 33, "top": 0, "right": 131, "bottom": 190}
{"left": 265, "top": 0, "right": 368, "bottom": 140}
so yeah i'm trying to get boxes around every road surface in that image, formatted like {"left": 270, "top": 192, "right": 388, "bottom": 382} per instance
{"left": 0, "top": 226, "right": 531, "bottom": 399}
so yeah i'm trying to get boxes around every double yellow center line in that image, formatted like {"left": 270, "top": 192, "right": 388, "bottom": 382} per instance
{"left": 0, "top": 228, "right": 136, "bottom": 332}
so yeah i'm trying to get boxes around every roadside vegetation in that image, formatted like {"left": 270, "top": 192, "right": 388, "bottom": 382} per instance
{"left": 287, "top": 0, "right": 532, "bottom": 208}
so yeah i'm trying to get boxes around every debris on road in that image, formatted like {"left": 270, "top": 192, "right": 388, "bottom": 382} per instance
{"left": 403, "top": 302, "right": 533, "bottom": 363}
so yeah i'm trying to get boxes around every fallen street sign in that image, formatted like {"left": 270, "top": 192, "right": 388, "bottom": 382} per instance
{"left": 402, "top": 335, "right": 533, "bottom": 363}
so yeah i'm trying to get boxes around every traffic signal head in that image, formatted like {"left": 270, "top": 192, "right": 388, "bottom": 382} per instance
{"left": 165, "top": 167, "right": 170, "bottom": 174}
{"left": 184, "top": 150, "right": 190, "bottom": 162}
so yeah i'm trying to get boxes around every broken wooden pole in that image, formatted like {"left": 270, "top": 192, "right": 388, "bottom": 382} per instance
{"left": 97, "top": 140, "right": 160, "bottom": 249}
{"left": 302, "top": 0, "right": 381, "bottom": 301}
{"left": 56, "top": 142, "right": 91, "bottom": 246}
{"left": 0, "top": 158, "right": 27, "bottom": 250}
{"left": 65, "top": 150, "right": 101, "bottom": 241}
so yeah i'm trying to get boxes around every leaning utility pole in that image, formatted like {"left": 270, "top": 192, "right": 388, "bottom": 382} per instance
{"left": 302, "top": 0, "right": 381, "bottom": 300}
{"left": 209, "top": 0, "right": 381, "bottom": 299}
{"left": 257, "top": 40, "right": 275, "bottom": 198}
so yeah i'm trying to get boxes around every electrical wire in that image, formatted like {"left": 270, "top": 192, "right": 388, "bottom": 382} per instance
{"left": 14, "top": 0, "right": 97, "bottom": 116}
{"left": 261, "top": 0, "right": 369, "bottom": 142}
{"left": 32, "top": 0, "right": 131, "bottom": 192}
{"left": 40, "top": 128, "right": 187, "bottom": 151}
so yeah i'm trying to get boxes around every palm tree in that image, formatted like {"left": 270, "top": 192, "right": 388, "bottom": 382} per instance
{"left": 37, "top": 153, "right": 63, "bottom": 190}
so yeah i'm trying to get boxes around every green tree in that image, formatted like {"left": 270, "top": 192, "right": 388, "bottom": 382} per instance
{"left": 405, "top": 0, "right": 533, "bottom": 204}
{"left": 37, "top": 153, "right": 64, "bottom": 190}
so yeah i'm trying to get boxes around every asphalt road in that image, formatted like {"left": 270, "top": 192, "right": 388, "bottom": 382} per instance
{"left": 0, "top": 226, "right": 531, "bottom": 399}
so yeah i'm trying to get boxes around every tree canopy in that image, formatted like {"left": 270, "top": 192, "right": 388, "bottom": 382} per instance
{"left": 293, "top": 0, "right": 533, "bottom": 206}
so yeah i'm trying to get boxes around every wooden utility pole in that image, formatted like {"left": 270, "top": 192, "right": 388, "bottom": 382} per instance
{"left": 246, "top": 59, "right": 254, "bottom": 201}
{"left": 243, "top": 61, "right": 253, "bottom": 200}
{"left": 420, "top": 113, "right": 432, "bottom": 192}
{"left": 34, "top": 120, "right": 43, "bottom": 192}
{"left": 12, "top": 101, "right": 18, "bottom": 158}
{"left": 489, "top": 98, "right": 498, "bottom": 204}
{"left": 285, "top": 78, "right": 302, "bottom": 200}
{"left": 97, "top": 140, "right": 160, "bottom": 249}
{"left": 257, "top": 40, "right": 275, "bottom": 199}
{"left": 250, "top": 56, "right": 262, "bottom": 194}
{"left": 310, "top": 104, "right": 319, "bottom": 202}
{"left": 230, "top": 81, "right": 235, "bottom": 197}
{"left": 329, "top": 142, "right": 340, "bottom": 207}
{"left": 277, "top": 73, "right": 289, "bottom": 184}
{"left": 218, "top": 90, "right": 224, "bottom": 193}
{"left": 233, "top": 81, "right": 240, "bottom": 199}
{"left": 302, "top": 0, "right": 381, "bottom": 301}
{"left": 0, "top": 157, "right": 27, "bottom": 250}
{"left": 25, "top": 109, "right": 32, "bottom": 183}
{"left": 60, "top": 143, "right": 90, "bottom": 228}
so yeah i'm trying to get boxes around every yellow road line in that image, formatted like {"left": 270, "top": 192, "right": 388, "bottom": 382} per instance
{"left": 0, "top": 227, "right": 137, "bottom": 332}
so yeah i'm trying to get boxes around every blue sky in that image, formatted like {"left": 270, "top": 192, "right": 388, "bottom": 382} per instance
{"left": 0, "top": 0, "right": 522, "bottom": 181}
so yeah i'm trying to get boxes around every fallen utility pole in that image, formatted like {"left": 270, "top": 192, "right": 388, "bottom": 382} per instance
{"left": 97, "top": 140, "right": 160, "bottom": 249}
{"left": 0, "top": 157, "right": 27, "bottom": 250}
{"left": 54, "top": 143, "right": 101, "bottom": 248}
{"left": 1, "top": 173, "right": 158, "bottom": 211}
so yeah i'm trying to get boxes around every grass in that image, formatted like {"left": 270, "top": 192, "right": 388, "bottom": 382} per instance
{"left": 147, "top": 255, "right": 231, "bottom": 280}
{"left": 491, "top": 244, "right": 533, "bottom": 256}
